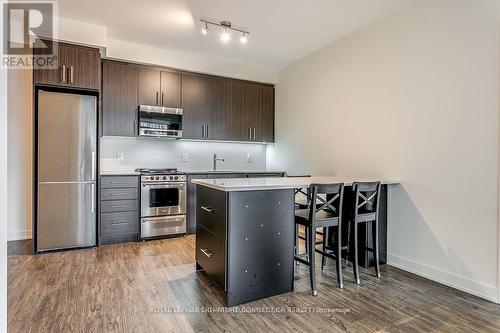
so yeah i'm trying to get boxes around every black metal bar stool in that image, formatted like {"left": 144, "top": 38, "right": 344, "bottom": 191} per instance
{"left": 348, "top": 181, "right": 381, "bottom": 285}
{"left": 294, "top": 183, "right": 345, "bottom": 295}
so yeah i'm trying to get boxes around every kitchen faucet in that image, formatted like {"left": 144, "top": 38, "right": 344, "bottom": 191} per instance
{"left": 213, "top": 154, "right": 224, "bottom": 171}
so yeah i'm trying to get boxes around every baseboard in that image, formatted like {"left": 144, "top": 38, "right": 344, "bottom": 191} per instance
{"left": 8, "top": 230, "right": 32, "bottom": 241}
{"left": 388, "top": 253, "right": 498, "bottom": 304}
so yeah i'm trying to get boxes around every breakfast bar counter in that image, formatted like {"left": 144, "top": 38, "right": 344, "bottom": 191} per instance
{"left": 192, "top": 176, "right": 399, "bottom": 306}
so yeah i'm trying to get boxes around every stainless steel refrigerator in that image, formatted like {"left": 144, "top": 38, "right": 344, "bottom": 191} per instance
{"left": 36, "top": 89, "right": 97, "bottom": 252}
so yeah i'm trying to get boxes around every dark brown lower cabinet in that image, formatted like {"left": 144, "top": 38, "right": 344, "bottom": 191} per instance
{"left": 195, "top": 185, "right": 295, "bottom": 306}
{"left": 99, "top": 176, "right": 140, "bottom": 244}
{"left": 187, "top": 172, "right": 284, "bottom": 235}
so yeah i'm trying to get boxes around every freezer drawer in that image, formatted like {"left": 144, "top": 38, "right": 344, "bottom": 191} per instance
{"left": 141, "top": 215, "right": 186, "bottom": 239}
{"left": 37, "top": 182, "right": 96, "bottom": 251}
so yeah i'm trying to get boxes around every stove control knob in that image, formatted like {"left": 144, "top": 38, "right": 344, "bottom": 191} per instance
{"left": 174, "top": 176, "right": 178, "bottom": 180}
{"left": 155, "top": 176, "right": 159, "bottom": 180}
{"left": 169, "top": 176, "right": 173, "bottom": 180}
{"left": 162, "top": 176, "right": 167, "bottom": 180}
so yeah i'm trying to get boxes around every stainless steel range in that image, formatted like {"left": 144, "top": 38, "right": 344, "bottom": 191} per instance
{"left": 137, "top": 168, "right": 187, "bottom": 239}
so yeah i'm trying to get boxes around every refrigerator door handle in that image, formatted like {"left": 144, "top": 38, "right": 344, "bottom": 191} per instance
{"left": 91, "top": 183, "right": 96, "bottom": 213}
{"left": 91, "top": 151, "right": 96, "bottom": 181}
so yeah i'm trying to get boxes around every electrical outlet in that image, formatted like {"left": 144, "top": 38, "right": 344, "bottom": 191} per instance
{"left": 246, "top": 153, "right": 252, "bottom": 163}
{"left": 116, "top": 152, "right": 124, "bottom": 161}
{"left": 181, "top": 153, "right": 188, "bottom": 163}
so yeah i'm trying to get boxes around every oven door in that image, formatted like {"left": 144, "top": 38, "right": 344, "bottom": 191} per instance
{"left": 141, "top": 182, "right": 186, "bottom": 217}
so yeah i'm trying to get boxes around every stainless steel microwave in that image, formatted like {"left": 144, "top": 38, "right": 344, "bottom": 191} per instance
{"left": 138, "top": 105, "right": 183, "bottom": 138}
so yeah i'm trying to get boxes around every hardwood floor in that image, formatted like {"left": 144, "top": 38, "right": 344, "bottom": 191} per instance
{"left": 8, "top": 236, "right": 500, "bottom": 333}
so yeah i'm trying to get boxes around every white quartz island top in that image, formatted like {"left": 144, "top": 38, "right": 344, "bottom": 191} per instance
{"left": 192, "top": 176, "right": 400, "bottom": 192}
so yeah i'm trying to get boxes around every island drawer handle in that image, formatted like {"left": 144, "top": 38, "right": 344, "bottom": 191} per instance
{"left": 201, "top": 249, "right": 213, "bottom": 258}
{"left": 201, "top": 206, "right": 216, "bottom": 213}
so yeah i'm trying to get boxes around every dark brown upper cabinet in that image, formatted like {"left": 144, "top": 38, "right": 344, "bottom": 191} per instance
{"left": 227, "top": 81, "right": 274, "bottom": 142}
{"left": 181, "top": 73, "right": 206, "bottom": 139}
{"left": 138, "top": 67, "right": 161, "bottom": 106}
{"left": 160, "top": 71, "right": 182, "bottom": 108}
{"left": 138, "top": 67, "right": 182, "bottom": 108}
{"left": 33, "top": 39, "right": 101, "bottom": 90}
{"left": 101, "top": 59, "right": 274, "bottom": 142}
{"left": 181, "top": 73, "right": 228, "bottom": 140}
{"left": 101, "top": 60, "right": 139, "bottom": 137}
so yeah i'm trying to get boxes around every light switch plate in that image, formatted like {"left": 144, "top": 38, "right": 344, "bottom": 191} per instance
{"left": 116, "top": 152, "right": 124, "bottom": 161}
{"left": 181, "top": 153, "right": 188, "bottom": 162}
{"left": 247, "top": 153, "right": 252, "bottom": 163}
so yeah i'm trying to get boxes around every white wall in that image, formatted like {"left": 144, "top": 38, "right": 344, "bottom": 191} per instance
{"left": 107, "top": 38, "right": 276, "bottom": 83}
{"left": 1, "top": 1, "right": 9, "bottom": 330}
{"left": 7, "top": 69, "right": 32, "bottom": 241}
{"left": 268, "top": 0, "right": 500, "bottom": 302}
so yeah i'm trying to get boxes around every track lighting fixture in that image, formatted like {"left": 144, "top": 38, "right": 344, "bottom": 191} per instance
{"left": 200, "top": 19, "right": 249, "bottom": 44}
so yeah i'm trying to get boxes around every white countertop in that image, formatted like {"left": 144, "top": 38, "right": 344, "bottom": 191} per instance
{"left": 100, "top": 170, "right": 285, "bottom": 176}
{"left": 100, "top": 170, "right": 141, "bottom": 176}
{"left": 192, "top": 176, "right": 400, "bottom": 192}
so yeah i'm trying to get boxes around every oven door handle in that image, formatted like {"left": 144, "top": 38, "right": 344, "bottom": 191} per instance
{"left": 142, "top": 183, "right": 186, "bottom": 189}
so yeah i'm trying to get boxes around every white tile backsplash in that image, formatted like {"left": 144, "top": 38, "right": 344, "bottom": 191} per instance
{"left": 100, "top": 137, "right": 267, "bottom": 172}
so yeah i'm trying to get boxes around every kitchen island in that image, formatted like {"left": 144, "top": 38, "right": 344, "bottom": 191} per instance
{"left": 192, "top": 176, "right": 399, "bottom": 306}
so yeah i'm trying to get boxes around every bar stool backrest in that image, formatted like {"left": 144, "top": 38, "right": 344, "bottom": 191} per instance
{"left": 352, "top": 182, "right": 381, "bottom": 222}
{"left": 308, "top": 183, "right": 344, "bottom": 222}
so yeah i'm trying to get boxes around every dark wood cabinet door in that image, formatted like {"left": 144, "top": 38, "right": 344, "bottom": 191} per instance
{"left": 33, "top": 40, "right": 100, "bottom": 90}
{"left": 138, "top": 67, "right": 161, "bottom": 106}
{"left": 160, "top": 71, "right": 182, "bottom": 108}
{"left": 227, "top": 80, "right": 252, "bottom": 141}
{"left": 66, "top": 45, "right": 101, "bottom": 90}
{"left": 33, "top": 39, "right": 64, "bottom": 86}
{"left": 102, "top": 61, "right": 139, "bottom": 137}
{"left": 207, "top": 77, "right": 229, "bottom": 140}
{"left": 181, "top": 74, "right": 207, "bottom": 139}
{"left": 255, "top": 85, "right": 275, "bottom": 142}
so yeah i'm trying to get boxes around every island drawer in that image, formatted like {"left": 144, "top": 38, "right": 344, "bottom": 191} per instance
{"left": 101, "top": 199, "right": 139, "bottom": 213}
{"left": 101, "top": 187, "right": 138, "bottom": 201}
{"left": 101, "top": 211, "right": 139, "bottom": 235}
{"left": 101, "top": 176, "right": 139, "bottom": 189}
{"left": 196, "top": 186, "right": 226, "bottom": 238}
{"left": 196, "top": 224, "right": 226, "bottom": 290}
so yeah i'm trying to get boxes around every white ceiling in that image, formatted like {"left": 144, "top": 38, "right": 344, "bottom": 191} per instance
{"left": 58, "top": 0, "right": 415, "bottom": 69}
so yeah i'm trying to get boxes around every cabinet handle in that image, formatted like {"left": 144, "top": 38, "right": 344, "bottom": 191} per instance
{"left": 61, "top": 65, "right": 66, "bottom": 83}
{"left": 91, "top": 184, "right": 95, "bottom": 213}
{"left": 206, "top": 125, "right": 209, "bottom": 138}
{"left": 69, "top": 66, "right": 74, "bottom": 84}
{"left": 201, "top": 248, "right": 213, "bottom": 258}
{"left": 253, "top": 128, "right": 256, "bottom": 140}
{"left": 110, "top": 204, "right": 129, "bottom": 209}
{"left": 201, "top": 206, "right": 215, "bottom": 213}
{"left": 111, "top": 220, "right": 128, "bottom": 226}
{"left": 161, "top": 92, "right": 164, "bottom": 106}
{"left": 133, "top": 120, "right": 136, "bottom": 135}
{"left": 156, "top": 92, "right": 159, "bottom": 106}
{"left": 248, "top": 127, "right": 252, "bottom": 140}
{"left": 202, "top": 125, "right": 205, "bottom": 138}
{"left": 110, "top": 192, "right": 127, "bottom": 196}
